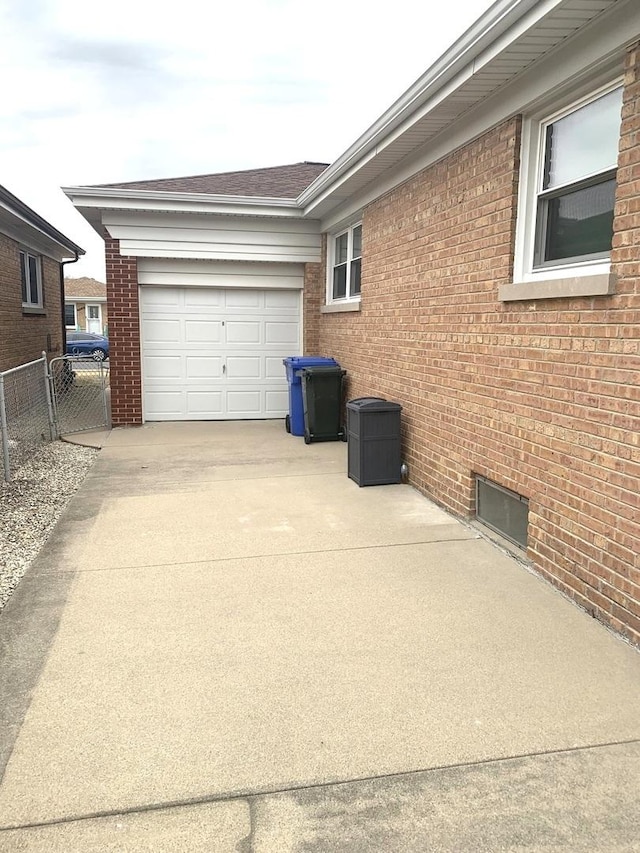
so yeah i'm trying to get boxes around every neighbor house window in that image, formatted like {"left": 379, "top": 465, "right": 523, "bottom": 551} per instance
{"left": 20, "top": 249, "right": 43, "bottom": 308}
{"left": 330, "top": 223, "right": 362, "bottom": 301}
{"left": 534, "top": 86, "right": 622, "bottom": 268}
{"left": 65, "top": 303, "right": 76, "bottom": 328}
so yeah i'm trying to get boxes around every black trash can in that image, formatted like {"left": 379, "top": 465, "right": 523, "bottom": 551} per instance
{"left": 347, "top": 397, "right": 402, "bottom": 486}
{"left": 301, "top": 366, "right": 346, "bottom": 444}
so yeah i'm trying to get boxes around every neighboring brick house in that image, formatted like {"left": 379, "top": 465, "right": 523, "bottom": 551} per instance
{"left": 64, "top": 277, "right": 108, "bottom": 335}
{"left": 0, "top": 185, "right": 84, "bottom": 372}
{"left": 66, "top": 0, "right": 640, "bottom": 646}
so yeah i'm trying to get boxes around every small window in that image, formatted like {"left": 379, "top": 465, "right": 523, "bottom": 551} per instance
{"left": 20, "top": 250, "right": 43, "bottom": 308}
{"left": 330, "top": 222, "right": 362, "bottom": 302}
{"left": 475, "top": 476, "right": 529, "bottom": 549}
{"left": 65, "top": 303, "right": 76, "bottom": 328}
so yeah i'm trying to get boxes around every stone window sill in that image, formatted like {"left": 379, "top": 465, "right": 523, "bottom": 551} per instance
{"left": 499, "top": 273, "right": 616, "bottom": 302}
{"left": 320, "top": 301, "right": 361, "bottom": 314}
{"left": 22, "top": 306, "right": 47, "bottom": 316}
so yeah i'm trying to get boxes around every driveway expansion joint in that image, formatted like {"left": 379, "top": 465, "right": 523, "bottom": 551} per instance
{"left": 2, "top": 737, "right": 638, "bottom": 834}
{"left": 35, "top": 535, "right": 479, "bottom": 576}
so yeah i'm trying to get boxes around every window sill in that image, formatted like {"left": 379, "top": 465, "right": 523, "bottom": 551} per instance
{"left": 499, "top": 273, "right": 616, "bottom": 302}
{"left": 22, "top": 306, "right": 46, "bottom": 316}
{"left": 321, "top": 301, "right": 361, "bottom": 314}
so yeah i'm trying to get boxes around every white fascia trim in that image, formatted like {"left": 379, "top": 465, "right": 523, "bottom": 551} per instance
{"left": 62, "top": 186, "right": 304, "bottom": 219}
{"left": 0, "top": 203, "right": 83, "bottom": 260}
{"left": 298, "top": 0, "right": 561, "bottom": 211}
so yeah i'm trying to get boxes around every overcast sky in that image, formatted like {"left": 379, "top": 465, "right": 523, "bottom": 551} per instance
{"left": 0, "top": 0, "right": 494, "bottom": 280}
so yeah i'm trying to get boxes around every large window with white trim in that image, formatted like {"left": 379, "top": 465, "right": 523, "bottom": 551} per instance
{"left": 330, "top": 223, "right": 362, "bottom": 301}
{"left": 513, "top": 81, "right": 623, "bottom": 292}
{"left": 20, "top": 249, "right": 44, "bottom": 308}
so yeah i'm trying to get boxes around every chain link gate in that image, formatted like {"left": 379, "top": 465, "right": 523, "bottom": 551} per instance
{"left": 48, "top": 355, "right": 110, "bottom": 436}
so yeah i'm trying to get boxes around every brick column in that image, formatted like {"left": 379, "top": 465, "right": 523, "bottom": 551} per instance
{"left": 105, "top": 238, "right": 142, "bottom": 425}
{"left": 302, "top": 253, "right": 324, "bottom": 354}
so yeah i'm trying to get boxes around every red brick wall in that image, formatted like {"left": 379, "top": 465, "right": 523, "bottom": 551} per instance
{"left": 105, "top": 238, "right": 142, "bottom": 425}
{"left": 314, "top": 48, "right": 640, "bottom": 646}
{"left": 303, "top": 259, "right": 323, "bottom": 354}
{"left": 0, "top": 233, "right": 63, "bottom": 372}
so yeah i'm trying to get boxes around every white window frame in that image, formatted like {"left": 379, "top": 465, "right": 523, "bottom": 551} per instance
{"left": 65, "top": 302, "right": 77, "bottom": 329}
{"left": 327, "top": 221, "right": 362, "bottom": 304}
{"left": 510, "top": 78, "right": 623, "bottom": 296}
{"left": 20, "top": 248, "right": 44, "bottom": 309}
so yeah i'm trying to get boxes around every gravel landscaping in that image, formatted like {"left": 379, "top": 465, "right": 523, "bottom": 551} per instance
{"left": 0, "top": 441, "right": 98, "bottom": 609}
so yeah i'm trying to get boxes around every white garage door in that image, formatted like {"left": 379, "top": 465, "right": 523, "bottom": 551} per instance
{"left": 140, "top": 286, "right": 300, "bottom": 421}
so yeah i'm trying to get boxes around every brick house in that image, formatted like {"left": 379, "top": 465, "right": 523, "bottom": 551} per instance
{"left": 64, "top": 277, "right": 108, "bottom": 335}
{"left": 0, "top": 184, "right": 84, "bottom": 372}
{"left": 66, "top": 0, "right": 640, "bottom": 646}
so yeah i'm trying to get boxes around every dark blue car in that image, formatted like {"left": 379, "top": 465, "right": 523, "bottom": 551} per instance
{"left": 66, "top": 331, "right": 110, "bottom": 361}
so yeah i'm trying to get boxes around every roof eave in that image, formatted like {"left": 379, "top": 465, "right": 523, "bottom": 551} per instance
{"left": 63, "top": 185, "right": 303, "bottom": 211}
{"left": 297, "top": 0, "right": 556, "bottom": 208}
{"left": 0, "top": 185, "right": 85, "bottom": 256}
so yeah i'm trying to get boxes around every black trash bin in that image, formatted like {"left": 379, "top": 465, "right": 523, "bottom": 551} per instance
{"left": 347, "top": 397, "right": 402, "bottom": 486}
{"left": 301, "top": 366, "right": 346, "bottom": 444}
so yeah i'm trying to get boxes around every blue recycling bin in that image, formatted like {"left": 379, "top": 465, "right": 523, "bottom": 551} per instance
{"left": 283, "top": 356, "right": 339, "bottom": 436}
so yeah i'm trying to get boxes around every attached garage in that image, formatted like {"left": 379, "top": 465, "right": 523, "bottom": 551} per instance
{"left": 63, "top": 161, "right": 327, "bottom": 426}
{"left": 139, "top": 284, "right": 300, "bottom": 421}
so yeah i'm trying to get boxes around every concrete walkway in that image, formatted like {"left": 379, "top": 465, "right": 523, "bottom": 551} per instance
{"left": 1, "top": 421, "right": 639, "bottom": 851}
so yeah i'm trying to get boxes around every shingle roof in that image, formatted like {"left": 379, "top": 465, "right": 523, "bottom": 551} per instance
{"left": 64, "top": 277, "right": 106, "bottom": 299}
{"left": 91, "top": 162, "right": 329, "bottom": 198}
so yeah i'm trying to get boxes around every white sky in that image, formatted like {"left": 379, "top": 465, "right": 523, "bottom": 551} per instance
{"left": 0, "top": 0, "right": 494, "bottom": 280}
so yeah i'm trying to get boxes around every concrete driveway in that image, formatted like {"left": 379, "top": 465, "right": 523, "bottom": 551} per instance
{"left": 1, "top": 421, "right": 639, "bottom": 851}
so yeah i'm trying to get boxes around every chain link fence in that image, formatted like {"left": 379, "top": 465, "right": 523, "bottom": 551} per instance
{"left": 0, "top": 353, "right": 110, "bottom": 481}
{"left": 0, "top": 354, "right": 54, "bottom": 481}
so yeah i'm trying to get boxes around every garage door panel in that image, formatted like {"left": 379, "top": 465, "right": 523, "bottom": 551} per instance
{"left": 186, "top": 391, "right": 224, "bottom": 415}
{"left": 144, "top": 355, "right": 182, "bottom": 379}
{"left": 145, "top": 391, "right": 185, "bottom": 417}
{"left": 141, "top": 285, "right": 300, "bottom": 421}
{"left": 265, "top": 389, "right": 289, "bottom": 414}
{"left": 226, "top": 321, "right": 261, "bottom": 344}
{"left": 265, "top": 357, "right": 285, "bottom": 378}
{"left": 265, "top": 321, "right": 299, "bottom": 344}
{"left": 226, "top": 356, "right": 261, "bottom": 378}
{"left": 144, "top": 319, "right": 181, "bottom": 343}
{"left": 143, "top": 288, "right": 181, "bottom": 307}
{"left": 264, "top": 290, "right": 299, "bottom": 309}
{"left": 184, "top": 289, "right": 224, "bottom": 308}
{"left": 186, "top": 356, "right": 223, "bottom": 379}
{"left": 185, "top": 320, "right": 223, "bottom": 343}
{"left": 224, "top": 290, "right": 261, "bottom": 309}
{"left": 227, "top": 391, "right": 262, "bottom": 414}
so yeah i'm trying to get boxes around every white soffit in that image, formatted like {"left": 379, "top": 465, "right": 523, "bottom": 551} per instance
{"left": 300, "top": 0, "right": 621, "bottom": 218}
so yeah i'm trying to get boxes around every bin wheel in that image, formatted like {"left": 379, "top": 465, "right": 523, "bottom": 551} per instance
{"left": 304, "top": 428, "right": 311, "bottom": 445}
{"left": 285, "top": 414, "right": 291, "bottom": 433}
{"left": 340, "top": 428, "right": 347, "bottom": 442}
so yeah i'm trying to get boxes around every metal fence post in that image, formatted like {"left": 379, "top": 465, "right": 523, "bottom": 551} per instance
{"left": 43, "top": 352, "right": 57, "bottom": 440}
{"left": 100, "top": 361, "right": 109, "bottom": 429}
{"left": 0, "top": 374, "right": 11, "bottom": 482}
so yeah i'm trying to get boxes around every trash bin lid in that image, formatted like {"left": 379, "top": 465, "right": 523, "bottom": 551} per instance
{"left": 283, "top": 356, "right": 339, "bottom": 368}
{"left": 301, "top": 366, "right": 346, "bottom": 376}
{"left": 347, "top": 397, "right": 402, "bottom": 412}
